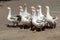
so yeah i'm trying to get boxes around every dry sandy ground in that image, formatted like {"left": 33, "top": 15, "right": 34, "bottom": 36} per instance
{"left": 0, "top": 0, "right": 60, "bottom": 40}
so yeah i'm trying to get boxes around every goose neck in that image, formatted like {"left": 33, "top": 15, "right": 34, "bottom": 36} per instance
{"left": 8, "top": 9, "right": 11, "bottom": 17}
{"left": 39, "top": 7, "right": 42, "bottom": 16}
{"left": 19, "top": 11, "right": 23, "bottom": 15}
{"left": 47, "top": 7, "right": 50, "bottom": 16}
{"left": 19, "top": 8, "right": 23, "bottom": 15}
{"left": 24, "top": 6, "right": 27, "bottom": 13}
{"left": 32, "top": 11, "right": 36, "bottom": 16}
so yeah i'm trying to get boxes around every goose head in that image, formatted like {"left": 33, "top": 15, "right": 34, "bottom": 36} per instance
{"left": 24, "top": 3, "right": 28, "bottom": 13}
{"left": 46, "top": 6, "right": 49, "bottom": 9}
{"left": 24, "top": 3, "right": 26, "bottom": 7}
{"left": 31, "top": 6, "right": 36, "bottom": 12}
{"left": 31, "top": 6, "right": 37, "bottom": 19}
{"left": 7, "top": 7, "right": 11, "bottom": 10}
{"left": 45, "top": 6, "right": 50, "bottom": 17}
{"left": 31, "top": 6, "right": 36, "bottom": 16}
{"left": 37, "top": 5, "right": 41, "bottom": 9}
{"left": 37, "top": 5, "right": 42, "bottom": 12}
{"left": 36, "top": 8, "right": 40, "bottom": 13}
{"left": 19, "top": 6, "right": 23, "bottom": 11}
{"left": 37, "top": 5, "right": 43, "bottom": 16}
{"left": 45, "top": 6, "right": 49, "bottom": 13}
{"left": 37, "top": 5, "right": 42, "bottom": 11}
{"left": 19, "top": 6, "right": 23, "bottom": 16}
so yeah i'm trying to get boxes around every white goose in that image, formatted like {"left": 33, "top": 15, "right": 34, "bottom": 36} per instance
{"left": 31, "top": 6, "right": 38, "bottom": 31}
{"left": 31, "top": 6, "right": 37, "bottom": 25}
{"left": 19, "top": 6, "right": 26, "bottom": 24}
{"left": 23, "top": 3, "right": 31, "bottom": 23}
{"left": 36, "top": 5, "right": 46, "bottom": 31}
{"left": 37, "top": 5, "right": 46, "bottom": 22}
{"left": 46, "top": 6, "right": 57, "bottom": 28}
{"left": 19, "top": 5, "right": 31, "bottom": 27}
{"left": 31, "top": 6, "right": 46, "bottom": 31}
{"left": 19, "top": 6, "right": 24, "bottom": 18}
{"left": 7, "top": 7, "right": 19, "bottom": 26}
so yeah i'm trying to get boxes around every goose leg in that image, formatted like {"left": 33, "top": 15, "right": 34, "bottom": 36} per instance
{"left": 16, "top": 22, "right": 19, "bottom": 26}
{"left": 36, "top": 28, "right": 41, "bottom": 32}
{"left": 51, "top": 21, "right": 56, "bottom": 29}
{"left": 42, "top": 23, "right": 47, "bottom": 31}
{"left": 53, "top": 21, "right": 56, "bottom": 28}
{"left": 36, "top": 26, "right": 41, "bottom": 32}
{"left": 42, "top": 26, "right": 45, "bottom": 31}
{"left": 31, "top": 26, "right": 35, "bottom": 31}
{"left": 12, "top": 22, "right": 15, "bottom": 26}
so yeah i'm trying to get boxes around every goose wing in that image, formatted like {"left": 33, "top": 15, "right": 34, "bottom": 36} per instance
{"left": 10, "top": 16, "right": 18, "bottom": 20}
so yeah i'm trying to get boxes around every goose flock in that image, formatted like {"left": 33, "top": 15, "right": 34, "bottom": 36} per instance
{"left": 7, "top": 4, "right": 58, "bottom": 31}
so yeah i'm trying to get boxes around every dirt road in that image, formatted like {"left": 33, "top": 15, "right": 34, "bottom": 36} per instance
{"left": 0, "top": 0, "right": 60, "bottom": 40}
